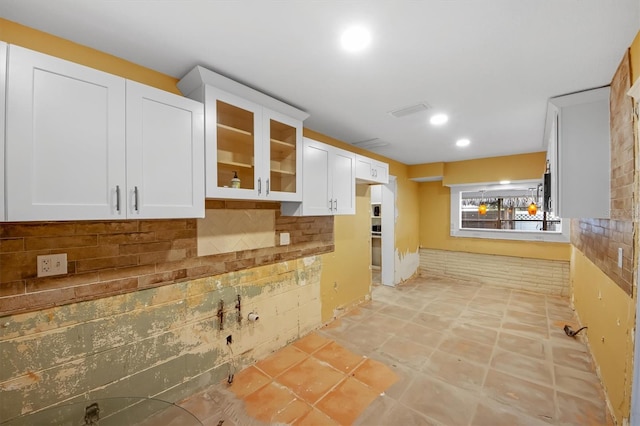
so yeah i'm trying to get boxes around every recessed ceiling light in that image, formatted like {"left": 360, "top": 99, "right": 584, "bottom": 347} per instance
{"left": 341, "top": 25, "right": 371, "bottom": 52}
{"left": 500, "top": 180, "right": 511, "bottom": 185}
{"left": 429, "top": 113, "right": 448, "bottom": 126}
{"left": 456, "top": 138, "right": 470, "bottom": 147}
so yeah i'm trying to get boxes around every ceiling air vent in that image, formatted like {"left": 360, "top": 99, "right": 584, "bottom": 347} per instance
{"left": 352, "top": 138, "right": 389, "bottom": 149}
{"left": 388, "top": 102, "right": 431, "bottom": 118}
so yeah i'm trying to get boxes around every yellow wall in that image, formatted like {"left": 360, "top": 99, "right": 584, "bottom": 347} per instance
{"left": 416, "top": 152, "right": 571, "bottom": 261}
{"left": 571, "top": 247, "right": 635, "bottom": 422}
{"left": 442, "top": 152, "right": 547, "bottom": 186}
{"left": 303, "top": 129, "right": 421, "bottom": 320}
{"left": 0, "top": 18, "right": 180, "bottom": 94}
{"left": 319, "top": 185, "right": 372, "bottom": 322}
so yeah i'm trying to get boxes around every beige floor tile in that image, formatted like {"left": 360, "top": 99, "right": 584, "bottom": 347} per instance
{"left": 449, "top": 322, "right": 499, "bottom": 346}
{"left": 400, "top": 373, "right": 479, "bottom": 425}
{"left": 378, "top": 303, "right": 420, "bottom": 321}
{"left": 379, "top": 335, "right": 434, "bottom": 370}
{"left": 496, "top": 331, "right": 548, "bottom": 360}
{"left": 556, "top": 390, "right": 612, "bottom": 425}
{"left": 554, "top": 364, "right": 605, "bottom": 401}
{"left": 414, "top": 311, "right": 455, "bottom": 331}
{"left": 394, "top": 321, "right": 444, "bottom": 347}
{"left": 423, "top": 349, "right": 487, "bottom": 391}
{"left": 378, "top": 402, "right": 439, "bottom": 425}
{"left": 471, "top": 402, "right": 551, "bottom": 426}
{"left": 437, "top": 335, "right": 494, "bottom": 365}
{"left": 552, "top": 345, "right": 596, "bottom": 373}
{"left": 490, "top": 348, "right": 554, "bottom": 387}
{"left": 483, "top": 369, "right": 555, "bottom": 420}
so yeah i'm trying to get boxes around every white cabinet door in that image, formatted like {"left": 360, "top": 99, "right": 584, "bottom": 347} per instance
{"left": 281, "top": 138, "right": 355, "bottom": 216}
{"left": 332, "top": 148, "right": 356, "bottom": 214}
{"left": 205, "top": 86, "right": 263, "bottom": 199}
{"left": 355, "top": 154, "right": 389, "bottom": 184}
{"left": 125, "top": 81, "right": 205, "bottom": 219}
{"left": 548, "top": 87, "right": 610, "bottom": 218}
{"left": 203, "top": 86, "right": 303, "bottom": 201}
{"left": 6, "top": 45, "right": 126, "bottom": 221}
{"left": 263, "top": 109, "right": 303, "bottom": 201}
{"left": 372, "top": 160, "right": 389, "bottom": 184}
{"left": 0, "top": 42, "right": 6, "bottom": 221}
{"left": 299, "top": 139, "right": 332, "bottom": 215}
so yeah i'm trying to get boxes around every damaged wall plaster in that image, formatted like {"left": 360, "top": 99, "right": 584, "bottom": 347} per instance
{"left": 0, "top": 256, "right": 322, "bottom": 422}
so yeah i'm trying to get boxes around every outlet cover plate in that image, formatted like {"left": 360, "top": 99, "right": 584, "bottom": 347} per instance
{"left": 37, "top": 253, "right": 68, "bottom": 277}
{"left": 280, "top": 232, "right": 290, "bottom": 246}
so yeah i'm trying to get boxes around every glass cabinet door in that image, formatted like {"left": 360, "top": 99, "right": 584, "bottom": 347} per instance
{"left": 215, "top": 99, "right": 256, "bottom": 191}
{"left": 269, "top": 118, "right": 297, "bottom": 194}
{"left": 265, "top": 110, "right": 302, "bottom": 200}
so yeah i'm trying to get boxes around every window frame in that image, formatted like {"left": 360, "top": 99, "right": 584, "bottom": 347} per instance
{"left": 449, "top": 183, "right": 570, "bottom": 243}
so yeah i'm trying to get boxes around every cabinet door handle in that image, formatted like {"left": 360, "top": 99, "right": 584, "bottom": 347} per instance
{"left": 134, "top": 186, "right": 139, "bottom": 212}
{"left": 258, "top": 178, "right": 262, "bottom": 195}
{"left": 115, "top": 185, "right": 121, "bottom": 213}
{"left": 329, "top": 199, "right": 333, "bottom": 211}
{"left": 334, "top": 199, "right": 338, "bottom": 211}
{"left": 266, "top": 179, "right": 270, "bottom": 196}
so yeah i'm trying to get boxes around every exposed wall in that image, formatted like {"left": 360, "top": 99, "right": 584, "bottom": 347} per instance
{"left": 569, "top": 41, "right": 638, "bottom": 424}
{"left": 571, "top": 248, "right": 635, "bottom": 423}
{"left": 420, "top": 248, "right": 569, "bottom": 296}
{"left": 0, "top": 202, "right": 333, "bottom": 317}
{"left": 0, "top": 256, "right": 322, "bottom": 422}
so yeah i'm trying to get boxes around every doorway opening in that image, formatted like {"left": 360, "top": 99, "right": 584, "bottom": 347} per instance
{"left": 370, "top": 178, "right": 396, "bottom": 286}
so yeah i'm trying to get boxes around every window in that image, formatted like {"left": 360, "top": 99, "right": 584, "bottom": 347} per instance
{"left": 450, "top": 181, "right": 569, "bottom": 243}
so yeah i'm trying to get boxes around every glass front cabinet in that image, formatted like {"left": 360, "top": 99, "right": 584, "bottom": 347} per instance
{"left": 205, "top": 86, "right": 302, "bottom": 201}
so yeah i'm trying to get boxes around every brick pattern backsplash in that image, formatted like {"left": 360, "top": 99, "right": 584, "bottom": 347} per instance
{"left": 419, "top": 248, "right": 570, "bottom": 296}
{"left": 570, "top": 219, "right": 634, "bottom": 296}
{"left": 0, "top": 201, "right": 334, "bottom": 316}
{"left": 610, "top": 49, "right": 635, "bottom": 220}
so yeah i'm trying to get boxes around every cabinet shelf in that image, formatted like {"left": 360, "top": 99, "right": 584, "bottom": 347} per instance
{"left": 271, "top": 138, "right": 295, "bottom": 148}
{"left": 272, "top": 168, "right": 295, "bottom": 176}
{"left": 217, "top": 123, "right": 252, "bottom": 136}
{"left": 218, "top": 159, "right": 253, "bottom": 169}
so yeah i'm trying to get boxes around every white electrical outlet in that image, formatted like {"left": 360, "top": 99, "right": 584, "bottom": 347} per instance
{"left": 280, "top": 232, "right": 290, "bottom": 246}
{"left": 618, "top": 247, "right": 623, "bottom": 268}
{"left": 37, "top": 254, "right": 68, "bottom": 277}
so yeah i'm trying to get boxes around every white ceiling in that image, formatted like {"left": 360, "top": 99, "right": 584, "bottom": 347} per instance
{"left": 1, "top": 1, "right": 639, "bottom": 165}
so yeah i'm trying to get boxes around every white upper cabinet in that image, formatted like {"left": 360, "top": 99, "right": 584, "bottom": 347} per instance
{"left": 177, "top": 66, "right": 307, "bottom": 202}
{"left": 545, "top": 87, "right": 611, "bottom": 218}
{"left": 5, "top": 45, "right": 204, "bottom": 221}
{"left": 125, "top": 80, "right": 204, "bottom": 219}
{"left": 6, "top": 45, "right": 126, "bottom": 221}
{"left": 0, "top": 42, "right": 6, "bottom": 221}
{"left": 355, "top": 154, "right": 389, "bottom": 184}
{"left": 281, "top": 138, "right": 356, "bottom": 216}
